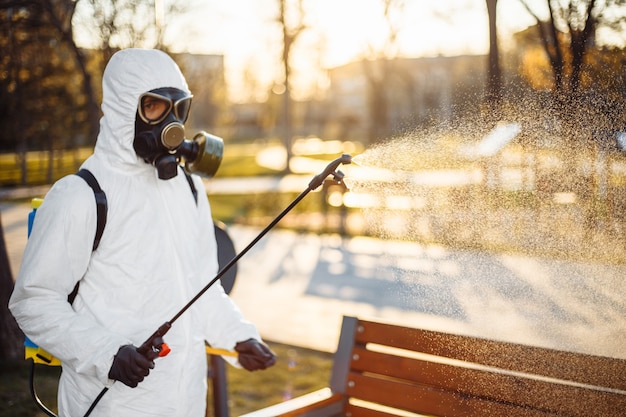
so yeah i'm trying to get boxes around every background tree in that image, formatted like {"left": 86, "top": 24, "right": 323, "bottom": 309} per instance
{"left": 515, "top": 0, "right": 626, "bottom": 145}
{"left": 0, "top": 2, "right": 90, "bottom": 182}
{"left": 518, "top": 0, "right": 626, "bottom": 99}
{"left": 73, "top": 0, "right": 187, "bottom": 73}
{"left": 42, "top": 0, "right": 100, "bottom": 146}
{"left": 514, "top": 0, "right": 626, "bottom": 150}
{"left": 274, "top": 0, "right": 307, "bottom": 172}
{"left": 485, "top": 0, "right": 502, "bottom": 115}
{"left": 362, "top": 0, "right": 405, "bottom": 143}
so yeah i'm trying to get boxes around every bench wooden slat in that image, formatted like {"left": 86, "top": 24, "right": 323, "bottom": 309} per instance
{"left": 355, "top": 319, "right": 626, "bottom": 391}
{"left": 344, "top": 403, "right": 405, "bottom": 417}
{"left": 350, "top": 346, "right": 626, "bottom": 417}
{"left": 346, "top": 371, "right": 556, "bottom": 417}
{"left": 245, "top": 316, "right": 626, "bottom": 417}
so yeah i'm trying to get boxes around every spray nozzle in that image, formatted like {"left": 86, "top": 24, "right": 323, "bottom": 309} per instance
{"left": 308, "top": 154, "right": 352, "bottom": 190}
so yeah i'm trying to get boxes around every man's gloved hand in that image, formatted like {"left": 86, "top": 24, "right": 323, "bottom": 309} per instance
{"left": 108, "top": 345, "right": 157, "bottom": 388}
{"left": 234, "top": 339, "right": 277, "bottom": 371}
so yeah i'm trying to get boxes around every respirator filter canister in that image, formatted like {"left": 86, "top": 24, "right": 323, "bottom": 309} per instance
{"left": 182, "top": 131, "right": 224, "bottom": 178}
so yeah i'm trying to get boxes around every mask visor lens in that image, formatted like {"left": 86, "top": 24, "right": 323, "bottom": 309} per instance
{"left": 174, "top": 97, "right": 192, "bottom": 123}
{"left": 139, "top": 93, "right": 173, "bottom": 125}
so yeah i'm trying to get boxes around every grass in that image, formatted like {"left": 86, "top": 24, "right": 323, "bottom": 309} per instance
{"left": 218, "top": 342, "right": 333, "bottom": 416}
{"left": 0, "top": 360, "right": 61, "bottom": 417}
{"left": 0, "top": 341, "right": 333, "bottom": 417}
{"left": 0, "top": 148, "right": 93, "bottom": 186}
{"left": 0, "top": 142, "right": 284, "bottom": 187}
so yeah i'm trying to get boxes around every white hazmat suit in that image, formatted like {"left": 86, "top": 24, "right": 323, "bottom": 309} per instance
{"left": 10, "top": 49, "right": 262, "bottom": 417}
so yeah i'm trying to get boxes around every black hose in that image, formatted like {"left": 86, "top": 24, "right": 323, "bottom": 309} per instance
{"left": 29, "top": 360, "right": 58, "bottom": 417}
{"left": 83, "top": 387, "right": 109, "bottom": 417}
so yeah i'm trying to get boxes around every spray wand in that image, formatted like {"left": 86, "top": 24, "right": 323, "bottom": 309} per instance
{"left": 83, "top": 153, "right": 352, "bottom": 417}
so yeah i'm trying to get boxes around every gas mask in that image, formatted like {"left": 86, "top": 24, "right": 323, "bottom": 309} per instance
{"left": 133, "top": 87, "right": 223, "bottom": 180}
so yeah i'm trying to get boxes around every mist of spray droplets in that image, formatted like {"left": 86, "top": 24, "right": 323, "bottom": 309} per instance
{"left": 340, "top": 95, "right": 625, "bottom": 263}
{"left": 333, "top": 95, "right": 626, "bottom": 360}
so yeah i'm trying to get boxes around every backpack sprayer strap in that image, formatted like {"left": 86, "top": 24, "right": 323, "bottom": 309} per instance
{"left": 75, "top": 169, "right": 108, "bottom": 251}
{"left": 67, "top": 169, "right": 107, "bottom": 305}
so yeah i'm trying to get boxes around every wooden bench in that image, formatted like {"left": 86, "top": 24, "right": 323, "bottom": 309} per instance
{"left": 242, "top": 315, "right": 626, "bottom": 417}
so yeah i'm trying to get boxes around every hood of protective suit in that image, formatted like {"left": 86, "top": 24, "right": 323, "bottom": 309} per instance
{"left": 95, "top": 49, "right": 191, "bottom": 174}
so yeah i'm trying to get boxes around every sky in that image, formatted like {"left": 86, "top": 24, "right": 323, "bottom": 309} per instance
{"left": 77, "top": 0, "right": 543, "bottom": 101}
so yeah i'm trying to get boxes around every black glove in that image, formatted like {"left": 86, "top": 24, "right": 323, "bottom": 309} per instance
{"left": 234, "top": 339, "right": 277, "bottom": 371}
{"left": 108, "top": 344, "right": 157, "bottom": 388}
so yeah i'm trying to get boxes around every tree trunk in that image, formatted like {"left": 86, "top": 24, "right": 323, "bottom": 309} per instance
{"left": 485, "top": 0, "right": 501, "bottom": 109}
{"left": 569, "top": 0, "right": 597, "bottom": 94}
{"left": 42, "top": 0, "right": 100, "bottom": 145}
{"left": 0, "top": 212, "right": 24, "bottom": 361}
{"left": 282, "top": 54, "right": 293, "bottom": 173}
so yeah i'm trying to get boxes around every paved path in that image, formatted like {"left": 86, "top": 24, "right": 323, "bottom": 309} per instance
{"left": 227, "top": 225, "right": 626, "bottom": 357}
{"left": 3, "top": 200, "right": 625, "bottom": 358}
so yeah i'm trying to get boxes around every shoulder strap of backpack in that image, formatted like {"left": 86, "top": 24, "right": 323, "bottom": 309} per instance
{"left": 69, "top": 169, "right": 107, "bottom": 305}
{"left": 75, "top": 169, "right": 108, "bottom": 251}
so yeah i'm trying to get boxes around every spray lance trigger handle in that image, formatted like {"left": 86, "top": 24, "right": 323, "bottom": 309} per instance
{"left": 331, "top": 170, "right": 345, "bottom": 184}
{"left": 157, "top": 342, "right": 170, "bottom": 357}
{"left": 149, "top": 338, "right": 170, "bottom": 357}
{"left": 136, "top": 322, "right": 172, "bottom": 359}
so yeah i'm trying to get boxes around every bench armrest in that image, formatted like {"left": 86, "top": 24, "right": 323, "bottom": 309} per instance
{"left": 239, "top": 388, "right": 344, "bottom": 417}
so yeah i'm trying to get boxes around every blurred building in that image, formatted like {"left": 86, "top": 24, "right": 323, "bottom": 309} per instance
{"left": 176, "top": 53, "right": 487, "bottom": 144}
{"left": 323, "top": 55, "right": 486, "bottom": 143}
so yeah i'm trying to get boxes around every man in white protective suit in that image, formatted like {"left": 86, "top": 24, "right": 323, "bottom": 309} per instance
{"left": 10, "top": 48, "right": 276, "bottom": 417}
